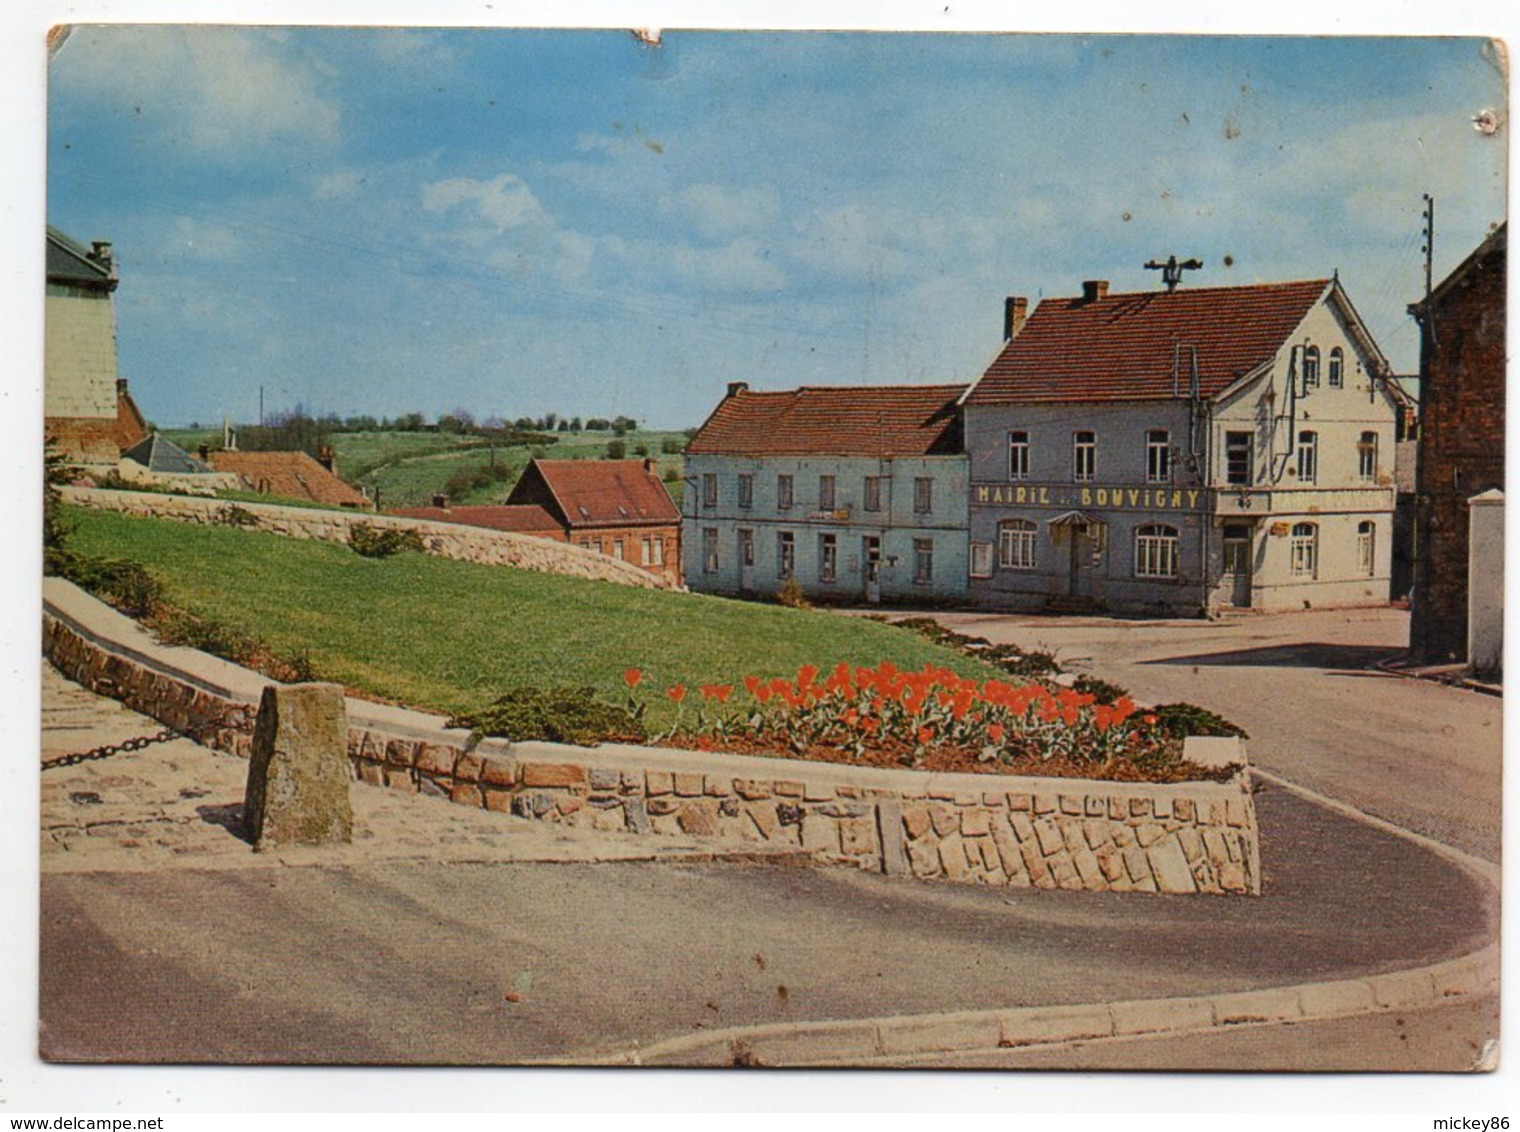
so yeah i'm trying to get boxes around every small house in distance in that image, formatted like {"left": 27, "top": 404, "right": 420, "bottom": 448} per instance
{"left": 393, "top": 458, "right": 682, "bottom": 584}
{"left": 206, "top": 449, "right": 371, "bottom": 509}
{"left": 682, "top": 382, "right": 969, "bottom": 603}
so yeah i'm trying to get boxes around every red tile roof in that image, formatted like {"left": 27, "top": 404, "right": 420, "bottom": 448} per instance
{"left": 516, "top": 459, "right": 681, "bottom": 529}
{"left": 964, "top": 279, "right": 1331, "bottom": 405}
{"left": 207, "top": 450, "right": 369, "bottom": 508}
{"left": 388, "top": 504, "right": 565, "bottom": 536}
{"left": 686, "top": 383, "right": 966, "bottom": 458}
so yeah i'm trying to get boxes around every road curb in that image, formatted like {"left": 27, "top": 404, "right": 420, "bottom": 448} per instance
{"left": 542, "top": 941, "right": 1498, "bottom": 1067}
{"left": 534, "top": 768, "right": 1501, "bottom": 1068}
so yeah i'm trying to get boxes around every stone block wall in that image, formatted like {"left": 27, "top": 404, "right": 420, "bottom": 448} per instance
{"left": 59, "top": 486, "right": 674, "bottom": 590}
{"left": 44, "top": 577, "right": 1259, "bottom": 896}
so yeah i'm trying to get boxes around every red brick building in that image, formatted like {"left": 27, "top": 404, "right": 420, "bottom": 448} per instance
{"left": 1409, "top": 222, "right": 1507, "bottom": 662}
{"left": 394, "top": 458, "right": 682, "bottom": 584}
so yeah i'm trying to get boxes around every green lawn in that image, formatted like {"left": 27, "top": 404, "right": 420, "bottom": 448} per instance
{"left": 63, "top": 506, "right": 992, "bottom": 723}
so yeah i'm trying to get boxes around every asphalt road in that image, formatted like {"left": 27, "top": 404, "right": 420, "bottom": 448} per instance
{"left": 898, "top": 606, "right": 1502, "bottom": 862}
{"left": 40, "top": 786, "right": 1496, "bottom": 1066}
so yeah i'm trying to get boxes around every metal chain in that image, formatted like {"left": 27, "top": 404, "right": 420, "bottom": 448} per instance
{"left": 40, "top": 710, "right": 244, "bottom": 773}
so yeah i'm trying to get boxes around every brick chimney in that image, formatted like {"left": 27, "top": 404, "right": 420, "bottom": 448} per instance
{"left": 643, "top": 457, "right": 656, "bottom": 474}
{"left": 317, "top": 444, "right": 336, "bottom": 474}
{"left": 1081, "top": 280, "right": 1110, "bottom": 303}
{"left": 1003, "top": 296, "right": 1029, "bottom": 341}
{"left": 726, "top": 381, "right": 749, "bottom": 398}
{"left": 432, "top": 493, "right": 448, "bottom": 509}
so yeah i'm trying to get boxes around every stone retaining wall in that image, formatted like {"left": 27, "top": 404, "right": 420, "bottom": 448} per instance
{"left": 59, "top": 485, "right": 673, "bottom": 590}
{"left": 43, "top": 577, "right": 1260, "bottom": 895}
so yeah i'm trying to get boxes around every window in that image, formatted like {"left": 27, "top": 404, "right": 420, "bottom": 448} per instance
{"left": 1303, "top": 346, "right": 1321, "bottom": 391}
{"left": 641, "top": 538, "right": 653, "bottom": 566}
{"left": 1073, "top": 431, "right": 1096, "bottom": 482}
{"left": 612, "top": 539, "right": 625, "bottom": 561}
{"left": 777, "top": 474, "right": 794, "bottom": 510}
{"left": 1296, "top": 431, "right": 1318, "bottom": 483}
{"left": 863, "top": 476, "right": 883, "bottom": 513}
{"left": 701, "top": 473, "right": 717, "bottom": 509}
{"left": 777, "top": 531, "right": 795, "bottom": 578}
{"left": 999, "top": 519, "right": 1038, "bottom": 571}
{"left": 1329, "top": 348, "right": 1344, "bottom": 389}
{"left": 969, "top": 542, "right": 993, "bottom": 579}
{"left": 1225, "top": 431, "right": 1253, "bottom": 486}
{"left": 737, "top": 473, "right": 754, "bottom": 510}
{"left": 819, "top": 533, "right": 837, "bottom": 583}
{"left": 913, "top": 539, "right": 934, "bottom": 585}
{"left": 1358, "top": 432, "right": 1378, "bottom": 481}
{"left": 702, "top": 528, "right": 719, "bottom": 574}
{"left": 1134, "top": 524, "right": 1180, "bottom": 578}
{"left": 913, "top": 477, "right": 933, "bottom": 515}
{"left": 738, "top": 528, "right": 754, "bottom": 567}
{"left": 1290, "top": 522, "right": 1318, "bottom": 578}
{"left": 1008, "top": 431, "right": 1030, "bottom": 481}
{"left": 652, "top": 537, "right": 665, "bottom": 566}
{"left": 819, "top": 475, "right": 836, "bottom": 511}
{"left": 1146, "top": 429, "right": 1171, "bottom": 484}
{"left": 1357, "top": 520, "right": 1376, "bottom": 576}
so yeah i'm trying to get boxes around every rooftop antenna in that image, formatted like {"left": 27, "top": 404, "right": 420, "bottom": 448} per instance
{"left": 1144, "top": 255, "right": 1204, "bottom": 293}
{"left": 1420, "top": 193, "right": 1437, "bottom": 346}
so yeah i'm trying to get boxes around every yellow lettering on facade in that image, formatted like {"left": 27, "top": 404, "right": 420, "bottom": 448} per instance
{"left": 1039, "top": 487, "right": 1050, "bottom": 504}
{"left": 1014, "top": 487, "right": 1026, "bottom": 504}
{"left": 1188, "top": 490, "right": 1200, "bottom": 508}
{"left": 1128, "top": 489, "right": 1140, "bottom": 507}
{"left": 1171, "top": 491, "right": 1183, "bottom": 508}
{"left": 976, "top": 485, "right": 990, "bottom": 503}
{"left": 1080, "top": 488, "right": 1092, "bottom": 506}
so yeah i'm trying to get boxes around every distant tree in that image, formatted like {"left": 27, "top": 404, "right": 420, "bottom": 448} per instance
{"left": 515, "top": 416, "right": 536, "bottom": 431}
{"left": 482, "top": 414, "right": 505, "bottom": 431}
{"left": 542, "top": 412, "right": 558, "bottom": 431}
{"left": 660, "top": 438, "right": 684, "bottom": 454}
{"left": 396, "top": 412, "right": 426, "bottom": 432}
{"left": 633, "top": 443, "right": 649, "bottom": 457}
{"left": 240, "top": 407, "right": 327, "bottom": 457}
{"left": 605, "top": 439, "right": 627, "bottom": 459}
{"left": 585, "top": 417, "right": 610, "bottom": 432}
{"left": 613, "top": 415, "right": 639, "bottom": 432}
{"left": 437, "top": 414, "right": 465, "bottom": 435}
{"left": 569, "top": 417, "right": 583, "bottom": 431}
{"left": 557, "top": 419, "right": 571, "bottom": 432}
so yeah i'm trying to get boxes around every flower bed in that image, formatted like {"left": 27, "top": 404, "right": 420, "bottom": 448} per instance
{"left": 613, "top": 661, "right": 1230, "bottom": 784}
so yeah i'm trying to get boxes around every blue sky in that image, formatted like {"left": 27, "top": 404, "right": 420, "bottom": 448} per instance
{"left": 46, "top": 28, "right": 1507, "bottom": 429}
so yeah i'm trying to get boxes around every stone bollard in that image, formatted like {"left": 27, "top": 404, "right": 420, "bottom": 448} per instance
{"left": 244, "top": 682, "right": 353, "bottom": 849}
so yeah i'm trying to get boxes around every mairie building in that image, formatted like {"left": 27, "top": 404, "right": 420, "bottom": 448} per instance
{"left": 961, "top": 277, "right": 1403, "bottom": 615}
{"left": 683, "top": 382, "right": 968, "bottom": 603}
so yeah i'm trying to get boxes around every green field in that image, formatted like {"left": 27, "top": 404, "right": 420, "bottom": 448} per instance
{"left": 63, "top": 506, "right": 990, "bottom": 723}
{"left": 162, "top": 428, "right": 689, "bottom": 508}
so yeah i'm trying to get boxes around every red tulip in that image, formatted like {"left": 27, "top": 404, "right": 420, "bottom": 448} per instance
{"left": 666, "top": 685, "right": 687, "bottom": 703}
{"left": 623, "top": 668, "right": 643, "bottom": 689}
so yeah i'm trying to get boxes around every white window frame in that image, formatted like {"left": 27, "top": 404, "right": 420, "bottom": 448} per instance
{"left": 863, "top": 476, "right": 883, "bottom": 513}
{"left": 969, "top": 541, "right": 993, "bottom": 579}
{"left": 1146, "top": 429, "right": 1171, "bottom": 484}
{"left": 737, "top": 473, "right": 754, "bottom": 510}
{"left": 777, "top": 531, "right": 795, "bottom": 579}
{"left": 1008, "top": 431, "right": 1030, "bottom": 481}
{"left": 777, "top": 474, "right": 794, "bottom": 511}
{"left": 1290, "top": 522, "right": 1318, "bottom": 578}
{"left": 999, "top": 519, "right": 1038, "bottom": 571}
{"left": 913, "top": 538, "right": 934, "bottom": 586}
{"left": 738, "top": 527, "right": 754, "bottom": 567}
{"left": 652, "top": 537, "right": 665, "bottom": 566}
{"left": 702, "top": 528, "right": 719, "bottom": 574}
{"left": 701, "top": 473, "right": 717, "bottom": 509}
{"left": 641, "top": 537, "right": 653, "bottom": 566}
{"left": 1303, "top": 345, "right": 1321, "bottom": 391}
{"left": 1134, "top": 524, "right": 1180, "bottom": 579}
{"left": 913, "top": 476, "right": 933, "bottom": 515}
{"left": 819, "top": 533, "right": 837, "bottom": 583}
{"left": 1357, "top": 521, "right": 1376, "bottom": 576}
{"left": 612, "top": 538, "right": 625, "bottom": 561}
{"left": 1329, "top": 347, "right": 1344, "bottom": 389}
{"left": 1358, "top": 432, "right": 1378, "bottom": 482}
{"left": 1073, "top": 431, "right": 1096, "bottom": 482}
{"left": 819, "top": 474, "right": 836, "bottom": 511}
{"left": 1225, "top": 431, "right": 1253, "bottom": 486}
{"left": 1296, "top": 431, "right": 1318, "bottom": 484}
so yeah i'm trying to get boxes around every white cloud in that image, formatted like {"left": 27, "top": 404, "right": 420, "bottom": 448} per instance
{"left": 313, "top": 169, "right": 364, "bottom": 200}
{"left": 662, "top": 183, "right": 782, "bottom": 240}
{"left": 421, "top": 173, "right": 550, "bottom": 231}
{"left": 55, "top": 26, "right": 340, "bottom": 155}
{"left": 169, "top": 216, "right": 241, "bottom": 260}
{"left": 670, "top": 237, "right": 787, "bottom": 293}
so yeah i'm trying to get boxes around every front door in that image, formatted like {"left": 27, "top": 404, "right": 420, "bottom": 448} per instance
{"left": 862, "top": 535, "right": 882, "bottom": 603}
{"left": 1222, "top": 525, "right": 1253, "bottom": 607}
{"left": 1067, "top": 526, "right": 1093, "bottom": 597}
{"left": 738, "top": 528, "right": 755, "bottom": 592}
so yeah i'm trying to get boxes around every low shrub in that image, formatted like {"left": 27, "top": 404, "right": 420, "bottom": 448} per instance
{"left": 53, "top": 553, "right": 164, "bottom": 619}
{"left": 215, "top": 504, "right": 259, "bottom": 527}
{"left": 449, "top": 686, "right": 645, "bottom": 746}
{"left": 982, "top": 644, "right": 1061, "bottom": 678}
{"left": 349, "top": 523, "right": 425, "bottom": 558}
{"left": 1149, "top": 702, "right": 1248, "bottom": 739}
{"left": 775, "top": 577, "right": 811, "bottom": 610}
{"left": 153, "top": 608, "right": 261, "bottom": 663}
{"left": 1072, "top": 674, "right": 1131, "bottom": 705}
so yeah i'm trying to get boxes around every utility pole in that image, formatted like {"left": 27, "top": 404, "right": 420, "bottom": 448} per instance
{"left": 259, "top": 385, "right": 265, "bottom": 428}
{"left": 1421, "top": 193, "right": 1437, "bottom": 346}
